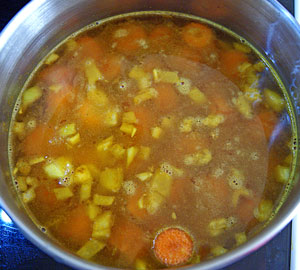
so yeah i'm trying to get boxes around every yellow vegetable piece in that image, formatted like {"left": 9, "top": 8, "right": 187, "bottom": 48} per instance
{"left": 127, "top": 146, "right": 139, "bottom": 167}
{"left": 49, "top": 84, "right": 63, "bottom": 93}
{"left": 284, "top": 154, "right": 292, "bottom": 166}
{"left": 274, "top": 165, "right": 290, "bottom": 184}
{"left": 77, "top": 239, "right": 106, "bottom": 259}
{"left": 87, "top": 89, "right": 109, "bottom": 107}
{"left": 184, "top": 149, "right": 212, "bottom": 166}
{"left": 175, "top": 77, "right": 191, "bottom": 95}
{"left": 208, "top": 218, "right": 227, "bottom": 237}
{"left": 120, "top": 123, "right": 137, "bottom": 137}
{"left": 129, "top": 66, "right": 152, "bottom": 89}
{"left": 99, "top": 167, "right": 123, "bottom": 193}
{"left": 67, "top": 133, "right": 80, "bottom": 145}
{"left": 235, "top": 232, "right": 247, "bottom": 245}
{"left": 233, "top": 42, "right": 251, "bottom": 53}
{"left": 110, "top": 144, "right": 125, "bottom": 159}
{"left": 92, "top": 211, "right": 114, "bottom": 239}
{"left": 22, "top": 86, "right": 42, "bottom": 111}
{"left": 29, "top": 156, "right": 45, "bottom": 165}
{"left": 44, "top": 157, "right": 73, "bottom": 179}
{"left": 179, "top": 117, "right": 195, "bottom": 133}
{"left": 66, "top": 39, "right": 78, "bottom": 51}
{"left": 104, "top": 108, "right": 119, "bottom": 127}
{"left": 87, "top": 203, "right": 102, "bottom": 221}
{"left": 80, "top": 182, "right": 92, "bottom": 201}
{"left": 253, "top": 61, "right": 265, "bottom": 72}
{"left": 13, "top": 122, "right": 25, "bottom": 139}
{"left": 136, "top": 172, "right": 153, "bottom": 181}
{"left": 53, "top": 187, "right": 73, "bottom": 200}
{"left": 84, "top": 58, "right": 103, "bottom": 86}
{"left": 152, "top": 68, "right": 179, "bottom": 83}
{"left": 123, "top": 111, "right": 138, "bottom": 124}
{"left": 45, "top": 53, "right": 59, "bottom": 65}
{"left": 58, "top": 123, "right": 76, "bottom": 138}
{"left": 211, "top": 246, "right": 228, "bottom": 256}
{"left": 264, "top": 88, "right": 285, "bottom": 112}
{"left": 97, "top": 136, "right": 114, "bottom": 152}
{"left": 16, "top": 159, "right": 31, "bottom": 176}
{"left": 25, "top": 176, "right": 38, "bottom": 187}
{"left": 16, "top": 176, "right": 28, "bottom": 192}
{"left": 151, "top": 126, "right": 163, "bottom": 139}
{"left": 135, "top": 258, "right": 147, "bottom": 270}
{"left": 133, "top": 88, "right": 158, "bottom": 105}
{"left": 188, "top": 87, "right": 207, "bottom": 104}
{"left": 254, "top": 199, "right": 273, "bottom": 222}
{"left": 228, "top": 168, "right": 244, "bottom": 190}
{"left": 232, "top": 94, "right": 253, "bottom": 119}
{"left": 161, "top": 116, "right": 174, "bottom": 129}
{"left": 232, "top": 187, "right": 252, "bottom": 207}
{"left": 243, "top": 87, "right": 262, "bottom": 103}
{"left": 201, "top": 114, "right": 225, "bottom": 128}
{"left": 22, "top": 188, "right": 36, "bottom": 203}
{"left": 93, "top": 194, "right": 115, "bottom": 206}
{"left": 139, "top": 146, "right": 151, "bottom": 160}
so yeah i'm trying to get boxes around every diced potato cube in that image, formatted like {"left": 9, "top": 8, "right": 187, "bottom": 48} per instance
{"left": 153, "top": 69, "right": 179, "bottom": 83}
{"left": 136, "top": 172, "right": 153, "bottom": 181}
{"left": 232, "top": 94, "right": 253, "bottom": 119}
{"left": 53, "top": 187, "right": 73, "bottom": 200}
{"left": 264, "top": 88, "right": 285, "bottom": 112}
{"left": 179, "top": 117, "right": 195, "bottom": 133}
{"left": 87, "top": 203, "right": 102, "bottom": 221}
{"left": 29, "top": 156, "right": 45, "bottom": 165}
{"left": 22, "top": 188, "right": 36, "bottom": 203}
{"left": 208, "top": 218, "right": 227, "bottom": 237}
{"left": 201, "top": 114, "right": 225, "bottom": 128}
{"left": 233, "top": 42, "right": 251, "bottom": 53}
{"left": 16, "top": 176, "right": 27, "bottom": 192}
{"left": 110, "top": 144, "right": 125, "bottom": 160}
{"left": 114, "top": 28, "right": 129, "bottom": 38}
{"left": 134, "top": 88, "right": 158, "bottom": 105}
{"left": 120, "top": 123, "right": 137, "bottom": 137}
{"left": 145, "top": 191, "right": 165, "bottom": 215}
{"left": 97, "top": 136, "right": 114, "bottom": 152}
{"left": 99, "top": 167, "right": 123, "bottom": 193}
{"left": 151, "top": 127, "right": 162, "bottom": 139}
{"left": 66, "top": 39, "right": 78, "bottom": 51}
{"left": 104, "top": 108, "right": 119, "bottom": 127}
{"left": 77, "top": 239, "right": 106, "bottom": 259}
{"left": 123, "top": 111, "right": 138, "bottom": 124}
{"left": 188, "top": 87, "right": 207, "bottom": 104}
{"left": 45, "top": 53, "right": 59, "bottom": 65}
{"left": 123, "top": 180, "right": 137, "bottom": 195}
{"left": 135, "top": 258, "right": 147, "bottom": 270}
{"left": 87, "top": 89, "right": 109, "bottom": 107}
{"left": 235, "top": 232, "right": 247, "bottom": 245}
{"left": 184, "top": 149, "right": 212, "bottom": 166}
{"left": 275, "top": 165, "right": 290, "bottom": 184}
{"left": 139, "top": 146, "right": 151, "bottom": 160}
{"left": 150, "top": 170, "right": 172, "bottom": 197}
{"left": 22, "top": 86, "right": 42, "bottom": 110}
{"left": 16, "top": 159, "right": 31, "bottom": 176}
{"left": 85, "top": 58, "right": 103, "bottom": 85}
{"left": 92, "top": 211, "right": 113, "bottom": 239}
{"left": 243, "top": 87, "right": 262, "bottom": 102}
{"left": 26, "top": 176, "right": 38, "bottom": 187}
{"left": 129, "top": 66, "right": 152, "bottom": 89}
{"left": 175, "top": 77, "right": 191, "bottom": 95}
{"left": 67, "top": 133, "right": 80, "bottom": 145}
{"left": 44, "top": 157, "right": 73, "bottom": 179}
{"left": 211, "top": 246, "right": 227, "bottom": 256}
{"left": 254, "top": 199, "right": 273, "bottom": 222}
{"left": 127, "top": 146, "right": 139, "bottom": 167}
{"left": 80, "top": 183, "right": 92, "bottom": 201}
{"left": 93, "top": 194, "right": 115, "bottom": 206}
{"left": 59, "top": 123, "right": 76, "bottom": 138}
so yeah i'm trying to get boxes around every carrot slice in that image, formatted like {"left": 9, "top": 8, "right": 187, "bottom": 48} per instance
{"left": 154, "top": 83, "right": 179, "bottom": 113}
{"left": 77, "top": 36, "right": 104, "bottom": 60}
{"left": 154, "top": 227, "right": 193, "bottom": 266}
{"left": 108, "top": 218, "right": 146, "bottom": 263}
{"left": 113, "top": 24, "right": 147, "bottom": 54}
{"left": 182, "top": 22, "right": 214, "bottom": 49}
{"left": 220, "top": 49, "right": 248, "bottom": 80}
{"left": 57, "top": 205, "right": 92, "bottom": 246}
{"left": 257, "top": 109, "right": 278, "bottom": 140}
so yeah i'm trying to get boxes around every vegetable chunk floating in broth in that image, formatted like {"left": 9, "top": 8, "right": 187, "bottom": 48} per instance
{"left": 9, "top": 12, "right": 295, "bottom": 269}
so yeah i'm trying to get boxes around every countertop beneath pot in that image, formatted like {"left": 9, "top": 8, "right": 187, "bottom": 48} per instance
{"left": 0, "top": 0, "right": 295, "bottom": 270}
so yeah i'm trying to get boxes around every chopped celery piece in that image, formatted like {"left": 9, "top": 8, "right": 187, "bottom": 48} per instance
{"left": 120, "top": 123, "right": 137, "bottom": 137}
{"left": 22, "top": 86, "right": 42, "bottom": 110}
{"left": 188, "top": 87, "right": 207, "bottom": 104}
{"left": 59, "top": 123, "right": 76, "bottom": 138}
{"left": 53, "top": 187, "right": 73, "bottom": 200}
{"left": 152, "top": 69, "right": 179, "bottom": 83}
{"left": 87, "top": 203, "right": 101, "bottom": 221}
{"left": 84, "top": 58, "right": 103, "bottom": 86}
{"left": 275, "top": 165, "right": 290, "bottom": 184}
{"left": 232, "top": 94, "right": 253, "bottom": 119}
{"left": 93, "top": 194, "right": 115, "bottom": 206}
{"left": 99, "top": 167, "right": 123, "bottom": 192}
{"left": 77, "top": 239, "right": 106, "bottom": 259}
{"left": 133, "top": 88, "right": 158, "bottom": 105}
{"left": 136, "top": 172, "right": 153, "bottom": 181}
{"left": 97, "top": 136, "right": 114, "bottom": 152}
{"left": 254, "top": 199, "right": 273, "bottom": 222}
{"left": 201, "top": 114, "right": 225, "bottom": 128}
{"left": 45, "top": 53, "right": 59, "bottom": 65}
{"left": 123, "top": 111, "right": 138, "bottom": 124}
{"left": 22, "top": 188, "right": 36, "bottom": 203}
{"left": 151, "top": 127, "right": 162, "bottom": 139}
{"left": 74, "top": 165, "right": 93, "bottom": 184}
{"left": 80, "top": 183, "right": 92, "bottom": 201}
{"left": 92, "top": 211, "right": 113, "bottom": 239}
{"left": 44, "top": 157, "right": 73, "bottom": 179}
{"left": 127, "top": 146, "right": 139, "bottom": 167}
{"left": 264, "top": 88, "right": 285, "bottom": 112}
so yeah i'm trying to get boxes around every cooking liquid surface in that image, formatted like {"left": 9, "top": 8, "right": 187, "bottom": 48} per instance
{"left": 9, "top": 13, "right": 294, "bottom": 269}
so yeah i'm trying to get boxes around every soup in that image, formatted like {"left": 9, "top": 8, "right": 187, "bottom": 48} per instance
{"left": 9, "top": 13, "right": 294, "bottom": 269}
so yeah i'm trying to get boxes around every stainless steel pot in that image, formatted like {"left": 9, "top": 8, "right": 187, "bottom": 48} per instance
{"left": 0, "top": 0, "right": 300, "bottom": 269}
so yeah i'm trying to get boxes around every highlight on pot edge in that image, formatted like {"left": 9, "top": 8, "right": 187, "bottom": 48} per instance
{"left": 8, "top": 12, "right": 296, "bottom": 269}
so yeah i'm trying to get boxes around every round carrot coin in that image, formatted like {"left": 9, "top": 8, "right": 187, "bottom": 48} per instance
{"left": 153, "top": 227, "right": 193, "bottom": 266}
